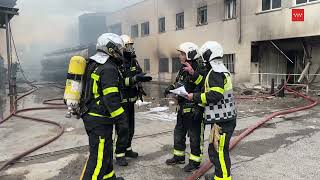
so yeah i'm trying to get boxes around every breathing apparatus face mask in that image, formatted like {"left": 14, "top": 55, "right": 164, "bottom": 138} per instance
{"left": 123, "top": 44, "right": 136, "bottom": 59}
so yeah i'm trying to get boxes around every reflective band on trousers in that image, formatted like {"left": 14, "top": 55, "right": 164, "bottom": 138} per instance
{"left": 200, "top": 121, "right": 204, "bottom": 154}
{"left": 214, "top": 175, "right": 232, "bottom": 180}
{"left": 195, "top": 75, "right": 203, "bottom": 85}
{"left": 116, "top": 153, "right": 125, "bottom": 158}
{"left": 219, "top": 133, "right": 228, "bottom": 179}
{"left": 103, "top": 87, "right": 119, "bottom": 95}
{"left": 103, "top": 170, "right": 115, "bottom": 179}
{"left": 189, "top": 154, "right": 202, "bottom": 163}
{"left": 174, "top": 149, "right": 185, "bottom": 156}
{"left": 126, "top": 147, "right": 132, "bottom": 151}
{"left": 92, "top": 137, "right": 105, "bottom": 180}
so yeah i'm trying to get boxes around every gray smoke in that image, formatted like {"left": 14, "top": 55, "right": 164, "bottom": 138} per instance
{"left": 6, "top": 0, "right": 142, "bottom": 80}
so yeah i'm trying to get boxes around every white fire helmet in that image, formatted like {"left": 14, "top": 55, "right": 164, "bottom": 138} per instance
{"left": 177, "top": 42, "right": 199, "bottom": 61}
{"left": 90, "top": 33, "right": 124, "bottom": 64}
{"left": 199, "top": 41, "right": 229, "bottom": 73}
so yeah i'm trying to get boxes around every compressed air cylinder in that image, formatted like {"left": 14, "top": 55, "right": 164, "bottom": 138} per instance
{"left": 63, "top": 56, "right": 86, "bottom": 118}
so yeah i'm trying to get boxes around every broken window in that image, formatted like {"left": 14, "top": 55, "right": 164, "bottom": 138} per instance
{"left": 144, "top": 59, "right": 150, "bottom": 72}
{"left": 159, "top": 17, "right": 165, "bottom": 33}
{"left": 262, "top": 0, "right": 281, "bottom": 11}
{"left": 172, "top": 57, "right": 181, "bottom": 73}
{"left": 223, "top": 54, "right": 235, "bottom": 73}
{"left": 141, "top": 21, "right": 149, "bottom": 36}
{"left": 225, "top": 0, "right": 236, "bottom": 19}
{"left": 131, "top": 24, "right": 139, "bottom": 38}
{"left": 176, "top": 12, "right": 184, "bottom": 30}
{"left": 197, "top": 6, "right": 207, "bottom": 25}
{"left": 159, "top": 58, "right": 169, "bottom": 72}
{"left": 296, "top": 0, "right": 318, "bottom": 4}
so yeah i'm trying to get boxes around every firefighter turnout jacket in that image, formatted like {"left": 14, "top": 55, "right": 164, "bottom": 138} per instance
{"left": 193, "top": 69, "right": 237, "bottom": 123}
{"left": 120, "top": 58, "right": 142, "bottom": 103}
{"left": 84, "top": 58, "right": 126, "bottom": 123}
{"left": 167, "top": 60, "right": 206, "bottom": 107}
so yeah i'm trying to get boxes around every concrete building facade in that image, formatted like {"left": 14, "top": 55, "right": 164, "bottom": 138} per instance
{"left": 105, "top": 0, "right": 320, "bottom": 85}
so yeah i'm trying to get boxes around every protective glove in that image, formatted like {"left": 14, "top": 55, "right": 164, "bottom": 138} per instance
{"left": 134, "top": 73, "right": 152, "bottom": 82}
{"left": 164, "top": 85, "right": 174, "bottom": 97}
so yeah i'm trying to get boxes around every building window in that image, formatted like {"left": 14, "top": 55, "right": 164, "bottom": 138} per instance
{"left": 176, "top": 12, "right": 184, "bottom": 30}
{"left": 223, "top": 54, "right": 235, "bottom": 73}
{"left": 141, "top": 22, "right": 150, "bottom": 36}
{"left": 172, "top": 57, "right": 181, "bottom": 73}
{"left": 197, "top": 6, "right": 207, "bottom": 25}
{"left": 158, "top": 17, "right": 165, "bottom": 33}
{"left": 159, "top": 58, "right": 169, "bottom": 72}
{"left": 144, "top": 59, "right": 150, "bottom": 72}
{"left": 225, "top": 0, "right": 236, "bottom": 19}
{"left": 131, "top": 24, "right": 139, "bottom": 38}
{"left": 108, "top": 23, "right": 122, "bottom": 35}
{"left": 262, "top": 0, "right": 281, "bottom": 11}
{"left": 296, "top": 0, "right": 319, "bottom": 4}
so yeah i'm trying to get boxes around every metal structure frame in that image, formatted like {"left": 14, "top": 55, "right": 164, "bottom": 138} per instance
{"left": 0, "top": 6, "right": 19, "bottom": 112}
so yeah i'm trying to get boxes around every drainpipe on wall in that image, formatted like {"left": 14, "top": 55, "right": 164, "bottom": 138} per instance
{"left": 155, "top": 0, "right": 160, "bottom": 82}
{"left": 238, "top": 0, "right": 242, "bottom": 44}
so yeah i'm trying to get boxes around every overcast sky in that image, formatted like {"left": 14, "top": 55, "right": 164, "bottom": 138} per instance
{"left": 10, "top": 0, "right": 142, "bottom": 58}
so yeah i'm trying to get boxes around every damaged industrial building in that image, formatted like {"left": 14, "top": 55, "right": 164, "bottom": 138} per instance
{"left": 40, "top": 0, "right": 320, "bottom": 91}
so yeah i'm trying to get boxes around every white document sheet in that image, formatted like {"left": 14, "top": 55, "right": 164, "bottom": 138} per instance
{"left": 170, "top": 86, "right": 188, "bottom": 98}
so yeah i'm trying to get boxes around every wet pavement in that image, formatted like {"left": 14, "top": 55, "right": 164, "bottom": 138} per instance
{"left": 0, "top": 84, "right": 320, "bottom": 180}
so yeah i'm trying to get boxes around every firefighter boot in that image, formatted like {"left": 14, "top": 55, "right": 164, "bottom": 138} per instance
{"left": 165, "top": 156, "right": 185, "bottom": 165}
{"left": 116, "top": 157, "right": 128, "bottom": 166}
{"left": 183, "top": 160, "right": 200, "bottom": 172}
{"left": 126, "top": 150, "right": 138, "bottom": 158}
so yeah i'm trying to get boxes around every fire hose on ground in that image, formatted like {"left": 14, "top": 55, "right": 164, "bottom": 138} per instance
{"left": 186, "top": 85, "right": 318, "bottom": 180}
{"left": 0, "top": 85, "right": 66, "bottom": 171}
{"left": 0, "top": 82, "right": 318, "bottom": 176}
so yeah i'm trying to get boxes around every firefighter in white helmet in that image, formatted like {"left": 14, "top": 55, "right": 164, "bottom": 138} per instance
{"left": 164, "top": 42, "right": 206, "bottom": 172}
{"left": 186, "top": 41, "right": 237, "bottom": 180}
{"left": 114, "top": 34, "right": 152, "bottom": 166}
{"left": 79, "top": 33, "right": 127, "bottom": 180}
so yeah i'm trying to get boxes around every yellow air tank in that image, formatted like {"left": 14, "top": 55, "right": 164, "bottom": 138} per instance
{"left": 64, "top": 56, "right": 87, "bottom": 118}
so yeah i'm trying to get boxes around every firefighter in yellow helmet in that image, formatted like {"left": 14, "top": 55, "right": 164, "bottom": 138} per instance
{"left": 114, "top": 34, "right": 152, "bottom": 166}
{"left": 80, "top": 33, "right": 127, "bottom": 180}
{"left": 186, "top": 41, "right": 237, "bottom": 180}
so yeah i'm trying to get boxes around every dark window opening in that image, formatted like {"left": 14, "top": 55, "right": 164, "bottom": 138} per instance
{"left": 159, "top": 58, "right": 169, "bottom": 72}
